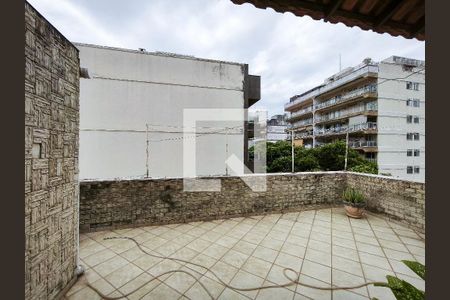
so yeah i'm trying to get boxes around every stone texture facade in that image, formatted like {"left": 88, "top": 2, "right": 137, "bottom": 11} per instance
{"left": 347, "top": 172, "right": 425, "bottom": 232}
{"left": 79, "top": 173, "right": 346, "bottom": 232}
{"left": 80, "top": 172, "right": 425, "bottom": 234}
{"left": 25, "top": 2, "right": 80, "bottom": 299}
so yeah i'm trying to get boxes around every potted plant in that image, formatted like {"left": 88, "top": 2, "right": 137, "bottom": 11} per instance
{"left": 342, "top": 187, "right": 366, "bottom": 218}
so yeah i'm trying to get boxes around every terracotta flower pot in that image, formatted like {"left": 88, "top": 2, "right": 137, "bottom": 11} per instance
{"left": 344, "top": 203, "right": 365, "bottom": 219}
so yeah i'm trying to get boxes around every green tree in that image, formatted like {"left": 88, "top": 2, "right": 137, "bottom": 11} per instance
{"left": 349, "top": 161, "right": 378, "bottom": 174}
{"left": 294, "top": 147, "right": 320, "bottom": 171}
{"left": 314, "top": 141, "right": 346, "bottom": 170}
{"left": 269, "top": 156, "right": 292, "bottom": 172}
{"left": 250, "top": 140, "right": 378, "bottom": 175}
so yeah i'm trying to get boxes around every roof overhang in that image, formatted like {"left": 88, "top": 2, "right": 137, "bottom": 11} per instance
{"left": 231, "top": 0, "right": 425, "bottom": 41}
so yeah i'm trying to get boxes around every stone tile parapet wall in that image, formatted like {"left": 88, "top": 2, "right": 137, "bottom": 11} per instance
{"left": 80, "top": 173, "right": 345, "bottom": 231}
{"left": 25, "top": 2, "right": 80, "bottom": 299}
{"left": 346, "top": 172, "right": 425, "bottom": 232}
{"left": 79, "top": 172, "right": 425, "bottom": 233}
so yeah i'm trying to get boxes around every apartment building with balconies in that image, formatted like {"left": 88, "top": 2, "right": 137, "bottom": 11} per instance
{"left": 285, "top": 56, "right": 425, "bottom": 182}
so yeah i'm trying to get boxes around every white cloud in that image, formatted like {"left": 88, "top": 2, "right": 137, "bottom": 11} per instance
{"left": 28, "top": 0, "right": 425, "bottom": 116}
{"left": 28, "top": 0, "right": 124, "bottom": 47}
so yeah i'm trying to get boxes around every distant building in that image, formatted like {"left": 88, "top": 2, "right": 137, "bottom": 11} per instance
{"left": 77, "top": 43, "right": 260, "bottom": 179}
{"left": 267, "top": 114, "right": 288, "bottom": 142}
{"left": 285, "top": 56, "right": 425, "bottom": 182}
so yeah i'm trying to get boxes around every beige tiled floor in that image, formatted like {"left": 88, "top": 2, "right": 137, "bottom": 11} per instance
{"left": 66, "top": 208, "right": 425, "bottom": 300}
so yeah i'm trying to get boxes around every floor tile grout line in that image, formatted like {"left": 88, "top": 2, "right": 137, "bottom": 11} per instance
{"left": 377, "top": 217, "right": 425, "bottom": 278}
{"left": 74, "top": 210, "right": 423, "bottom": 300}
{"left": 363, "top": 215, "right": 416, "bottom": 299}
{"left": 365, "top": 220, "right": 423, "bottom": 252}
{"left": 183, "top": 214, "right": 272, "bottom": 299}
{"left": 212, "top": 213, "right": 284, "bottom": 300}
{"left": 385, "top": 222, "right": 424, "bottom": 255}
{"left": 364, "top": 211, "right": 425, "bottom": 242}
{"left": 248, "top": 211, "right": 299, "bottom": 300}
{"left": 325, "top": 209, "right": 366, "bottom": 299}
{"left": 293, "top": 209, "right": 321, "bottom": 299}
{"left": 367, "top": 216, "right": 414, "bottom": 267}
{"left": 91, "top": 219, "right": 237, "bottom": 300}
{"left": 133, "top": 226, "right": 248, "bottom": 300}
{"left": 347, "top": 213, "right": 371, "bottom": 299}
{"left": 177, "top": 216, "right": 254, "bottom": 299}
{"left": 83, "top": 213, "right": 310, "bottom": 297}
{"left": 106, "top": 245, "right": 172, "bottom": 300}
{"left": 280, "top": 211, "right": 315, "bottom": 300}
{"left": 133, "top": 219, "right": 246, "bottom": 300}
{"left": 78, "top": 217, "right": 264, "bottom": 299}
{"left": 330, "top": 209, "right": 334, "bottom": 300}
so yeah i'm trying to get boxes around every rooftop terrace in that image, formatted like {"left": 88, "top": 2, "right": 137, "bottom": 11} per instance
{"left": 66, "top": 207, "right": 425, "bottom": 300}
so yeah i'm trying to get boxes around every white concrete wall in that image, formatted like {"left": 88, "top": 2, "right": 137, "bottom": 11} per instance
{"left": 348, "top": 115, "right": 367, "bottom": 126}
{"left": 77, "top": 44, "right": 247, "bottom": 179}
{"left": 267, "top": 125, "right": 288, "bottom": 141}
{"left": 377, "top": 61, "right": 425, "bottom": 182}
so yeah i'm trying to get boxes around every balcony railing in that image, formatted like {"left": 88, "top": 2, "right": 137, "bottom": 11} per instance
{"left": 314, "top": 102, "right": 377, "bottom": 123}
{"left": 295, "top": 131, "right": 313, "bottom": 138}
{"left": 287, "top": 106, "right": 313, "bottom": 120}
{"left": 287, "top": 118, "right": 313, "bottom": 129}
{"left": 285, "top": 64, "right": 379, "bottom": 110}
{"left": 348, "top": 121, "right": 377, "bottom": 132}
{"left": 315, "top": 83, "right": 377, "bottom": 111}
{"left": 349, "top": 140, "right": 377, "bottom": 148}
{"left": 315, "top": 122, "right": 377, "bottom": 136}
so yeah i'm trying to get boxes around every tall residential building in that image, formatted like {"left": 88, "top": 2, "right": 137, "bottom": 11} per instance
{"left": 285, "top": 56, "right": 425, "bottom": 182}
{"left": 76, "top": 43, "right": 260, "bottom": 179}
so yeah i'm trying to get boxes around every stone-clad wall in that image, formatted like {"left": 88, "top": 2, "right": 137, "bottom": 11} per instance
{"left": 347, "top": 172, "right": 425, "bottom": 232}
{"left": 25, "top": 2, "right": 80, "bottom": 299}
{"left": 79, "top": 173, "right": 346, "bottom": 231}
{"left": 80, "top": 172, "right": 425, "bottom": 233}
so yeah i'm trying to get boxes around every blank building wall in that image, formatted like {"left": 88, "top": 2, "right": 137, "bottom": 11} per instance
{"left": 77, "top": 44, "right": 247, "bottom": 180}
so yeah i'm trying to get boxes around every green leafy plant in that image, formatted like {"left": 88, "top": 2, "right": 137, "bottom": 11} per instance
{"left": 373, "top": 260, "right": 425, "bottom": 300}
{"left": 269, "top": 156, "right": 292, "bottom": 172}
{"left": 342, "top": 187, "right": 365, "bottom": 206}
{"left": 249, "top": 140, "right": 379, "bottom": 174}
{"left": 349, "top": 161, "right": 378, "bottom": 174}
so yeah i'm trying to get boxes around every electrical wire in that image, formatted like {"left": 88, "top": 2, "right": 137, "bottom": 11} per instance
{"left": 80, "top": 125, "right": 245, "bottom": 142}
{"left": 149, "top": 125, "right": 243, "bottom": 142}
{"left": 376, "top": 66, "right": 425, "bottom": 86}
{"left": 85, "top": 236, "right": 387, "bottom": 300}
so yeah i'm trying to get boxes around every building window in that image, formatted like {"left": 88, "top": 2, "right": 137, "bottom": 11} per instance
{"left": 406, "top": 115, "right": 412, "bottom": 123}
{"left": 407, "top": 133, "right": 420, "bottom": 141}
{"left": 406, "top": 81, "right": 419, "bottom": 90}
{"left": 414, "top": 166, "right": 420, "bottom": 174}
{"left": 414, "top": 149, "right": 420, "bottom": 157}
{"left": 407, "top": 149, "right": 413, "bottom": 156}
{"left": 407, "top": 166, "right": 413, "bottom": 174}
{"left": 414, "top": 116, "right": 420, "bottom": 124}
{"left": 406, "top": 99, "right": 421, "bottom": 107}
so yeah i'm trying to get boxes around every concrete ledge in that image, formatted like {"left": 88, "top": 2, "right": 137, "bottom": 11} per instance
{"left": 346, "top": 172, "right": 425, "bottom": 233}
{"left": 79, "top": 172, "right": 425, "bottom": 233}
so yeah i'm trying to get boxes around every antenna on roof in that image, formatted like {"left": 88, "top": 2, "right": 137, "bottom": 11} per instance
{"left": 339, "top": 53, "right": 342, "bottom": 72}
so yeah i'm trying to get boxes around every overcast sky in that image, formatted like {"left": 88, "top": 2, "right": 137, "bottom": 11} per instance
{"left": 29, "top": 0, "right": 425, "bottom": 117}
